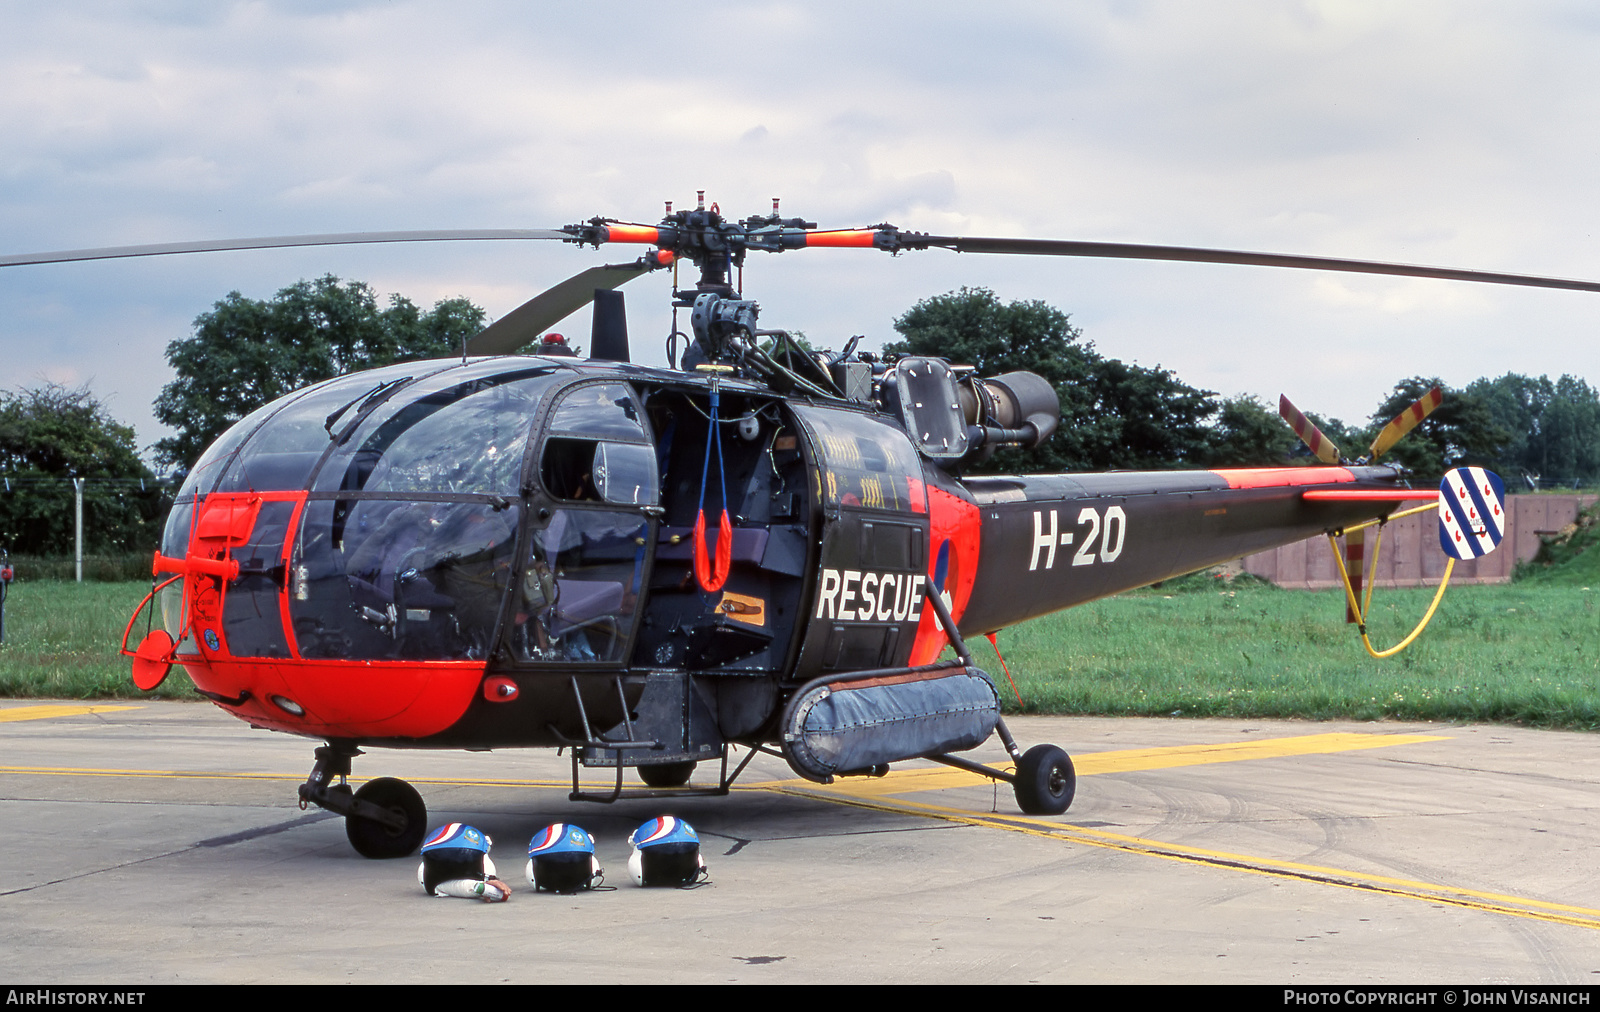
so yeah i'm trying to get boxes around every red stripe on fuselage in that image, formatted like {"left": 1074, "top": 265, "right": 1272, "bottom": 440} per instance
{"left": 1209, "top": 466, "right": 1355, "bottom": 489}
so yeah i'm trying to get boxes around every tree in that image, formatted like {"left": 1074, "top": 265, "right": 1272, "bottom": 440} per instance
{"left": 153, "top": 276, "right": 486, "bottom": 472}
{"left": 1468, "top": 372, "right": 1600, "bottom": 489}
{"left": 1080, "top": 356, "right": 1220, "bottom": 470}
{"left": 1368, "top": 377, "right": 1511, "bottom": 486}
{"left": 0, "top": 384, "right": 161, "bottom": 555}
{"left": 888, "top": 287, "right": 1285, "bottom": 472}
{"left": 1204, "top": 395, "right": 1297, "bottom": 467}
{"left": 1537, "top": 375, "right": 1600, "bottom": 488}
{"left": 1466, "top": 372, "right": 1549, "bottom": 484}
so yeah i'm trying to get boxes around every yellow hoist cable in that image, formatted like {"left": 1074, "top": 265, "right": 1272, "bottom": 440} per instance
{"left": 1325, "top": 516, "right": 1455, "bottom": 659}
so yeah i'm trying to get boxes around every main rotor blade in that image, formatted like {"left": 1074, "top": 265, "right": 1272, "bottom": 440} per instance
{"left": 1369, "top": 386, "right": 1444, "bottom": 460}
{"left": 466, "top": 262, "right": 655, "bottom": 356}
{"left": 1279, "top": 394, "right": 1343, "bottom": 465}
{"left": 0, "top": 229, "right": 570, "bottom": 268}
{"left": 911, "top": 235, "right": 1600, "bottom": 295}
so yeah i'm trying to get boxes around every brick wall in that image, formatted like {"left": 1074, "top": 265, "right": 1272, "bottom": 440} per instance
{"left": 1239, "top": 494, "right": 1598, "bottom": 589}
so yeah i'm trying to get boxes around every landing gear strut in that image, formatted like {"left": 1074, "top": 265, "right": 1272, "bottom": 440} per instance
{"left": 924, "top": 719, "right": 1077, "bottom": 815}
{"left": 917, "top": 585, "right": 1077, "bottom": 816}
{"left": 298, "top": 744, "right": 428, "bottom": 859}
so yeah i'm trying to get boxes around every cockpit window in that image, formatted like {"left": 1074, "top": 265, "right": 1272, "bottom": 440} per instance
{"left": 546, "top": 382, "right": 648, "bottom": 441}
{"left": 314, "top": 365, "right": 558, "bottom": 495}
{"left": 212, "top": 363, "right": 424, "bottom": 494}
{"left": 290, "top": 498, "right": 520, "bottom": 660}
{"left": 177, "top": 394, "right": 303, "bottom": 500}
{"left": 592, "top": 442, "right": 659, "bottom": 505}
{"left": 538, "top": 382, "right": 655, "bottom": 503}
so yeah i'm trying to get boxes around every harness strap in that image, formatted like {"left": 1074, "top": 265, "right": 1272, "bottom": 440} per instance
{"left": 693, "top": 384, "right": 733, "bottom": 593}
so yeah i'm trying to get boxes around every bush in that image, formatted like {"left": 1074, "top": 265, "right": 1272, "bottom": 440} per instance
{"left": 3, "top": 553, "right": 155, "bottom": 583}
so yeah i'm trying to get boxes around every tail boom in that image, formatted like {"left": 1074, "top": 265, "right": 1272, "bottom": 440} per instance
{"left": 957, "top": 465, "right": 1408, "bottom": 634}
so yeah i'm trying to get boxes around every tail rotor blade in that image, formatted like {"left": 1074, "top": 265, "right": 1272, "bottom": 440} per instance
{"left": 466, "top": 262, "right": 654, "bottom": 356}
{"left": 1368, "top": 386, "right": 1444, "bottom": 460}
{"left": 1279, "top": 394, "right": 1343, "bottom": 465}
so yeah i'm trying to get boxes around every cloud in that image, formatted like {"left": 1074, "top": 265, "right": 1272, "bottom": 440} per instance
{"left": 2, "top": 1, "right": 1600, "bottom": 456}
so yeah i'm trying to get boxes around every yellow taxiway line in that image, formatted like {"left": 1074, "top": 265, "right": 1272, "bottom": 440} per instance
{"left": 0, "top": 704, "right": 143, "bottom": 723}
{"left": 764, "top": 731, "right": 1600, "bottom": 932}
{"left": 770, "top": 787, "right": 1600, "bottom": 932}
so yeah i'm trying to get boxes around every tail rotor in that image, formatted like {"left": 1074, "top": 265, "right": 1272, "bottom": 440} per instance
{"left": 1279, "top": 386, "right": 1442, "bottom": 623}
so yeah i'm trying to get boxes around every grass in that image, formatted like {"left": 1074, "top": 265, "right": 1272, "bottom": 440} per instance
{"left": 989, "top": 575, "right": 1600, "bottom": 728}
{"left": 0, "top": 581, "right": 199, "bottom": 700}
{"left": 3, "top": 576, "right": 1599, "bottom": 730}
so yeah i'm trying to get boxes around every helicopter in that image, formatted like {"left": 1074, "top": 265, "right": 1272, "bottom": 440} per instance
{"left": 3, "top": 193, "right": 1571, "bottom": 859}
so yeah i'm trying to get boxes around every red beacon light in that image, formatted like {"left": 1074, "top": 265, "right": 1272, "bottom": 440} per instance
{"left": 540, "top": 332, "right": 577, "bottom": 356}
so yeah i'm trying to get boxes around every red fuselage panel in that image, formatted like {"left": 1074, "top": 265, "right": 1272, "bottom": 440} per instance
{"left": 178, "top": 654, "right": 483, "bottom": 739}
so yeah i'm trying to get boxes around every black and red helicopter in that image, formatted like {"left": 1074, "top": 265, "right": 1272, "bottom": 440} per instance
{"left": 3, "top": 195, "right": 1573, "bottom": 858}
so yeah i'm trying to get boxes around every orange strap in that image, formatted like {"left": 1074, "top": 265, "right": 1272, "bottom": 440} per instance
{"left": 693, "top": 508, "right": 732, "bottom": 593}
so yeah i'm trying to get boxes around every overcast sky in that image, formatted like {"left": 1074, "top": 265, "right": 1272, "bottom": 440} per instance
{"left": 4, "top": 1, "right": 1600, "bottom": 464}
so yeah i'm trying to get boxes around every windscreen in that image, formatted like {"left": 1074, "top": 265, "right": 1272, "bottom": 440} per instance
{"left": 314, "top": 363, "right": 559, "bottom": 495}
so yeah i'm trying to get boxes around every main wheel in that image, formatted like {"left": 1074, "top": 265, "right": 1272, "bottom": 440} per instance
{"left": 637, "top": 760, "right": 696, "bottom": 788}
{"left": 1013, "top": 744, "right": 1076, "bottom": 815}
{"left": 346, "top": 777, "right": 427, "bottom": 859}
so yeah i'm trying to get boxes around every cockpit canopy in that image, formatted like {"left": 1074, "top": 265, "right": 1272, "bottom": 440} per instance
{"left": 178, "top": 359, "right": 569, "bottom": 499}
{"left": 161, "top": 358, "right": 624, "bottom": 665}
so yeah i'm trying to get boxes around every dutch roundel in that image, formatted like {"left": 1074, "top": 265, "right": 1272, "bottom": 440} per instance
{"left": 1437, "top": 467, "right": 1506, "bottom": 560}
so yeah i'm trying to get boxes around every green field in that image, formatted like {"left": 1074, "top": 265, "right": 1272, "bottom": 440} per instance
{"left": 1, "top": 577, "right": 1598, "bottom": 728}
{"left": 0, "top": 582, "right": 200, "bottom": 700}
{"left": 992, "top": 576, "right": 1600, "bottom": 728}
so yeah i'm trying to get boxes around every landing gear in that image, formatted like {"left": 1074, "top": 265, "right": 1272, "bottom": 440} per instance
{"left": 637, "top": 760, "right": 696, "bottom": 788}
{"left": 1013, "top": 744, "right": 1076, "bottom": 815}
{"left": 346, "top": 777, "right": 428, "bottom": 859}
{"left": 914, "top": 584, "right": 1076, "bottom": 817}
{"left": 298, "top": 744, "right": 429, "bottom": 859}
{"left": 927, "top": 734, "right": 1078, "bottom": 817}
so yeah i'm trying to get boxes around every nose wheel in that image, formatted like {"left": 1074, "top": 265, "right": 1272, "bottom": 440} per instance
{"left": 298, "top": 744, "right": 429, "bottom": 859}
{"left": 345, "top": 777, "right": 428, "bottom": 859}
